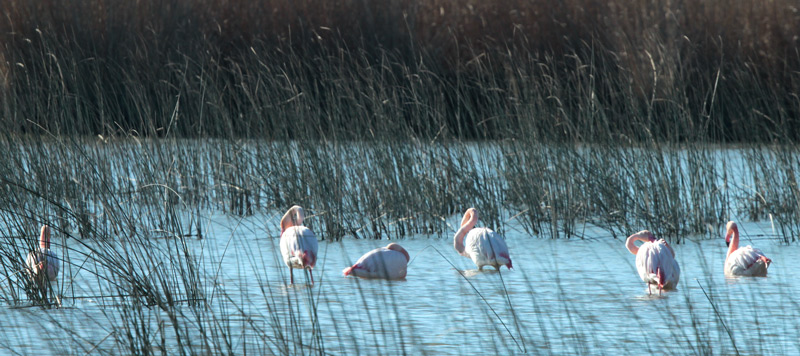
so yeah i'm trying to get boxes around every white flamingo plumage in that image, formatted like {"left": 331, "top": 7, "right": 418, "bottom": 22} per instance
{"left": 453, "top": 208, "right": 512, "bottom": 270}
{"left": 25, "top": 225, "right": 60, "bottom": 281}
{"left": 342, "top": 243, "right": 410, "bottom": 280}
{"left": 279, "top": 206, "right": 318, "bottom": 284}
{"left": 625, "top": 230, "right": 680, "bottom": 293}
{"left": 724, "top": 221, "right": 771, "bottom": 277}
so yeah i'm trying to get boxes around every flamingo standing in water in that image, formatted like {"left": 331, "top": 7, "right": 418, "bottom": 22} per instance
{"left": 453, "top": 208, "right": 512, "bottom": 270}
{"left": 625, "top": 230, "right": 680, "bottom": 294}
{"left": 279, "top": 206, "right": 318, "bottom": 284}
{"left": 25, "top": 225, "right": 60, "bottom": 282}
{"left": 343, "top": 243, "right": 410, "bottom": 280}
{"left": 724, "top": 221, "right": 771, "bottom": 277}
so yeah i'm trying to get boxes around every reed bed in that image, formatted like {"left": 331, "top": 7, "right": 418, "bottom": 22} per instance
{"left": 0, "top": 136, "right": 798, "bottom": 355}
{"left": 2, "top": 0, "right": 800, "bottom": 142}
{"left": 2, "top": 135, "right": 800, "bottom": 242}
{"left": 0, "top": 0, "right": 799, "bottom": 354}
{"left": 1, "top": 0, "right": 799, "bottom": 240}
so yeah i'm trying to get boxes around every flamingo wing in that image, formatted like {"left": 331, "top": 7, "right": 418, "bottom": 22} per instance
{"left": 343, "top": 248, "right": 408, "bottom": 280}
{"left": 25, "top": 249, "right": 60, "bottom": 280}
{"left": 725, "top": 245, "right": 769, "bottom": 277}
{"left": 280, "top": 226, "right": 318, "bottom": 269}
{"left": 464, "top": 228, "right": 512, "bottom": 270}
{"left": 635, "top": 241, "right": 680, "bottom": 289}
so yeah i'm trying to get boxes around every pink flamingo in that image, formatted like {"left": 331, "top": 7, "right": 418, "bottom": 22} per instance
{"left": 25, "top": 225, "right": 60, "bottom": 281}
{"left": 453, "top": 208, "right": 512, "bottom": 270}
{"left": 342, "top": 243, "right": 410, "bottom": 280}
{"left": 724, "top": 221, "right": 771, "bottom": 277}
{"left": 279, "top": 206, "right": 318, "bottom": 284}
{"left": 625, "top": 230, "right": 680, "bottom": 293}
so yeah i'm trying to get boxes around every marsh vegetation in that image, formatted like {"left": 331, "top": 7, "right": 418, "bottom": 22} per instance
{"left": 1, "top": 0, "right": 799, "bottom": 354}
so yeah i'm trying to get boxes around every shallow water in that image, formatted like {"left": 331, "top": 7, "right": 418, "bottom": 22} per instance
{"left": 0, "top": 215, "right": 797, "bottom": 355}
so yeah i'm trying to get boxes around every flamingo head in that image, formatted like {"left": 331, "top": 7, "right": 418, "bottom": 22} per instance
{"left": 462, "top": 208, "right": 479, "bottom": 226}
{"left": 300, "top": 249, "right": 316, "bottom": 268}
{"left": 292, "top": 206, "right": 305, "bottom": 225}
{"left": 725, "top": 221, "right": 738, "bottom": 247}
{"left": 39, "top": 225, "right": 51, "bottom": 249}
{"left": 386, "top": 243, "right": 410, "bottom": 262}
{"left": 633, "top": 230, "right": 656, "bottom": 242}
{"left": 759, "top": 255, "right": 772, "bottom": 267}
{"left": 281, "top": 205, "right": 305, "bottom": 234}
{"left": 504, "top": 255, "right": 513, "bottom": 270}
{"left": 626, "top": 230, "right": 655, "bottom": 255}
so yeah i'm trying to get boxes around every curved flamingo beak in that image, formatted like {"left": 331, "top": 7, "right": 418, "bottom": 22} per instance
{"left": 725, "top": 231, "right": 731, "bottom": 247}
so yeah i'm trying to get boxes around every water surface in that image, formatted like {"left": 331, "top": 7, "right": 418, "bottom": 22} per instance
{"left": 1, "top": 216, "right": 796, "bottom": 355}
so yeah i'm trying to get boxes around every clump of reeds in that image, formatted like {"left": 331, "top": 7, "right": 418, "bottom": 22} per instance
{"left": 2, "top": 0, "right": 800, "bottom": 142}
{"left": 1, "top": 130, "right": 798, "bottom": 243}
{"left": 0, "top": 0, "right": 798, "bottom": 353}
{"left": 0, "top": 133, "right": 797, "bottom": 354}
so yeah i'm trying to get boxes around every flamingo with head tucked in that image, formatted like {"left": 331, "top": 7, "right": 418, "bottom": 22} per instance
{"left": 724, "top": 221, "right": 771, "bottom": 277}
{"left": 625, "top": 230, "right": 680, "bottom": 294}
{"left": 343, "top": 243, "right": 410, "bottom": 280}
{"left": 279, "top": 206, "right": 318, "bottom": 284}
{"left": 453, "top": 208, "right": 512, "bottom": 271}
{"left": 25, "top": 225, "right": 60, "bottom": 282}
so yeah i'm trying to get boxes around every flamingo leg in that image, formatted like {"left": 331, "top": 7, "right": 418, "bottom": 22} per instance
{"left": 290, "top": 268, "right": 294, "bottom": 285}
{"left": 309, "top": 269, "right": 314, "bottom": 285}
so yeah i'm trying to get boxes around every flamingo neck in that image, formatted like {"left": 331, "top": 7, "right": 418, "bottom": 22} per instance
{"left": 39, "top": 226, "right": 50, "bottom": 249}
{"left": 726, "top": 228, "right": 739, "bottom": 260}
{"left": 453, "top": 226, "right": 470, "bottom": 255}
{"left": 387, "top": 244, "right": 410, "bottom": 262}
{"left": 625, "top": 236, "right": 640, "bottom": 255}
{"left": 454, "top": 212, "right": 478, "bottom": 256}
{"left": 625, "top": 233, "right": 654, "bottom": 255}
{"left": 281, "top": 206, "right": 304, "bottom": 234}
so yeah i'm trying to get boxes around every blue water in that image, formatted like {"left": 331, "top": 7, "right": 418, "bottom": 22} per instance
{"left": 1, "top": 214, "right": 797, "bottom": 355}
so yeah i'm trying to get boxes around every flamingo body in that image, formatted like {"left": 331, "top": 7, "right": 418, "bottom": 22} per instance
{"left": 724, "top": 221, "right": 771, "bottom": 277}
{"left": 454, "top": 208, "right": 512, "bottom": 271}
{"left": 635, "top": 240, "right": 680, "bottom": 290}
{"left": 280, "top": 226, "right": 318, "bottom": 270}
{"left": 463, "top": 228, "right": 511, "bottom": 270}
{"left": 343, "top": 243, "right": 409, "bottom": 280}
{"left": 25, "top": 248, "right": 59, "bottom": 280}
{"left": 626, "top": 230, "right": 680, "bottom": 292}
{"left": 26, "top": 225, "right": 59, "bottom": 281}
{"left": 279, "top": 206, "right": 318, "bottom": 284}
{"left": 724, "top": 245, "right": 769, "bottom": 277}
